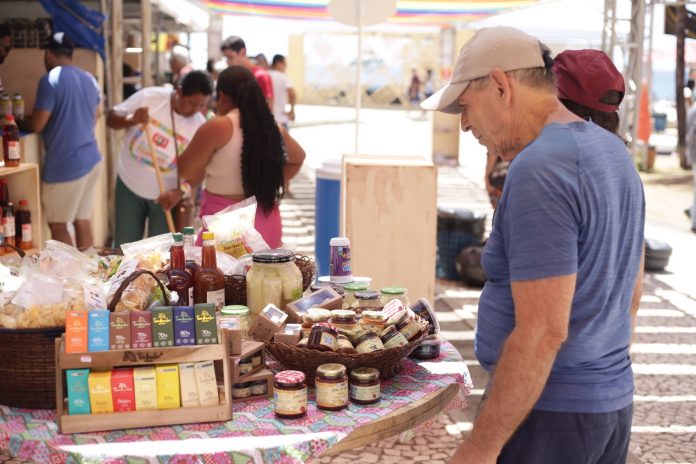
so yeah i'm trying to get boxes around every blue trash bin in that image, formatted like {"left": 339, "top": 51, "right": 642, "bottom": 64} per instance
{"left": 315, "top": 160, "right": 342, "bottom": 278}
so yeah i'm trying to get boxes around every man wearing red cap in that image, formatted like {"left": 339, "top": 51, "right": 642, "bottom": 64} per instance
{"left": 422, "top": 28, "right": 645, "bottom": 463}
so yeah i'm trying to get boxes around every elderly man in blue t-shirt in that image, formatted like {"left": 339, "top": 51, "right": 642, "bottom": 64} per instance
{"left": 422, "top": 27, "right": 645, "bottom": 463}
{"left": 22, "top": 32, "right": 102, "bottom": 248}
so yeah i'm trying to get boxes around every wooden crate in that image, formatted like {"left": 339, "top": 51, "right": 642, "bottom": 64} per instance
{"left": 55, "top": 333, "right": 232, "bottom": 434}
{"left": 0, "top": 163, "right": 42, "bottom": 248}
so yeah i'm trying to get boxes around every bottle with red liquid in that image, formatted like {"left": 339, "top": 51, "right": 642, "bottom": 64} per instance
{"left": 2, "top": 115, "right": 20, "bottom": 167}
{"left": 3, "top": 201, "right": 15, "bottom": 249}
{"left": 193, "top": 231, "right": 225, "bottom": 310}
{"left": 15, "top": 199, "right": 32, "bottom": 250}
{"left": 182, "top": 226, "right": 199, "bottom": 276}
{"left": 167, "top": 233, "right": 193, "bottom": 306}
{"left": 0, "top": 179, "right": 8, "bottom": 207}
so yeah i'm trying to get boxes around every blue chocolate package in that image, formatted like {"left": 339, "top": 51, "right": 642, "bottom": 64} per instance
{"left": 174, "top": 306, "right": 196, "bottom": 346}
{"left": 87, "top": 310, "right": 110, "bottom": 352}
{"left": 66, "top": 369, "right": 91, "bottom": 415}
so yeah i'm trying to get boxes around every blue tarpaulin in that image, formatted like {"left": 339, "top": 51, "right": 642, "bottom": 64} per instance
{"left": 39, "top": 0, "right": 106, "bottom": 59}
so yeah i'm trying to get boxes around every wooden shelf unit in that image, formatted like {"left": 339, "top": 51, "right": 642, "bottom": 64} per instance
{"left": 0, "top": 163, "right": 42, "bottom": 247}
{"left": 55, "top": 334, "right": 233, "bottom": 434}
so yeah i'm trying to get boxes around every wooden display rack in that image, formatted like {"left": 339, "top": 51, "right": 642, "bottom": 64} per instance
{"left": 55, "top": 333, "right": 232, "bottom": 434}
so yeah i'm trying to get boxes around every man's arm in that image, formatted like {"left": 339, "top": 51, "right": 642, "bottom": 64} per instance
{"left": 287, "top": 87, "right": 297, "bottom": 122}
{"left": 29, "top": 109, "right": 52, "bottom": 134}
{"left": 630, "top": 246, "right": 645, "bottom": 344}
{"left": 106, "top": 107, "right": 149, "bottom": 130}
{"left": 451, "top": 273, "right": 576, "bottom": 463}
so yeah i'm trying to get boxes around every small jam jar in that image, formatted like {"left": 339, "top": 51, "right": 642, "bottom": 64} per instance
{"left": 359, "top": 310, "right": 387, "bottom": 334}
{"left": 337, "top": 334, "right": 357, "bottom": 354}
{"left": 302, "top": 311, "right": 330, "bottom": 338}
{"left": 251, "top": 380, "right": 268, "bottom": 396}
{"left": 352, "top": 291, "right": 382, "bottom": 311}
{"left": 330, "top": 309, "right": 357, "bottom": 331}
{"left": 221, "top": 305, "right": 252, "bottom": 340}
{"left": 315, "top": 363, "right": 349, "bottom": 411}
{"left": 239, "top": 357, "right": 254, "bottom": 375}
{"left": 308, "top": 322, "right": 339, "bottom": 351}
{"left": 349, "top": 367, "right": 381, "bottom": 405}
{"left": 251, "top": 353, "right": 263, "bottom": 368}
{"left": 396, "top": 314, "right": 422, "bottom": 342}
{"left": 232, "top": 382, "right": 252, "bottom": 399}
{"left": 380, "top": 325, "right": 409, "bottom": 349}
{"left": 410, "top": 298, "right": 439, "bottom": 335}
{"left": 380, "top": 286, "right": 410, "bottom": 306}
{"left": 409, "top": 336, "right": 442, "bottom": 360}
{"left": 342, "top": 282, "right": 369, "bottom": 308}
{"left": 274, "top": 370, "right": 307, "bottom": 419}
{"left": 354, "top": 331, "right": 385, "bottom": 354}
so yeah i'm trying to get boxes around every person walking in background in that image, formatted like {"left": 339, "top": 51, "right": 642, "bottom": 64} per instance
{"left": 422, "top": 27, "right": 644, "bottom": 463}
{"left": 21, "top": 33, "right": 102, "bottom": 248}
{"left": 220, "top": 36, "right": 273, "bottom": 110}
{"left": 169, "top": 45, "right": 193, "bottom": 87}
{"left": 424, "top": 68, "right": 435, "bottom": 99}
{"left": 408, "top": 68, "right": 421, "bottom": 107}
{"left": 177, "top": 66, "right": 305, "bottom": 248}
{"left": 106, "top": 71, "right": 212, "bottom": 246}
{"left": 268, "top": 54, "right": 296, "bottom": 129}
{"left": 686, "top": 96, "right": 696, "bottom": 233}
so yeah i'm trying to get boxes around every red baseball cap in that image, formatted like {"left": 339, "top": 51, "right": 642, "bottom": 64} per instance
{"left": 553, "top": 49, "right": 625, "bottom": 113}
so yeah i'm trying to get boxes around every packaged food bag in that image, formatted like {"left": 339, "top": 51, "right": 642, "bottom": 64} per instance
{"left": 202, "top": 196, "right": 269, "bottom": 259}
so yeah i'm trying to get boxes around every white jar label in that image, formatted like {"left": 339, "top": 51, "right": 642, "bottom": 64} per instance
{"left": 7, "top": 141, "right": 20, "bottom": 160}
{"left": 350, "top": 383, "right": 380, "bottom": 402}
{"left": 356, "top": 337, "right": 384, "bottom": 354}
{"left": 274, "top": 387, "right": 307, "bottom": 415}
{"left": 316, "top": 379, "right": 348, "bottom": 408}
{"left": 21, "top": 224, "right": 31, "bottom": 243}
{"left": 399, "top": 321, "right": 421, "bottom": 341}
{"left": 207, "top": 289, "right": 225, "bottom": 311}
{"left": 4, "top": 222, "right": 14, "bottom": 238}
{"left": 320, "top": 332, "right": 338, "bottom": 350}
{"left": 383, "top": 333, "right": 409, "bottom": 349}
{"left": 188, "top": 287, "right": 193, "bottom": 305}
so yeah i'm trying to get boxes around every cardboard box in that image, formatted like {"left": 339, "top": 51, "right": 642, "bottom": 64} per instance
{"left": 66, "top": 369, "right": 91, "bottom": 415}
{"left": 65, "top": 310, "right": 89, "bottom": 353}
{"left": 133, "top": 367, "right": 157, "bottom": 411}
{"left": 285, "top": 287, "right": 343, "bottom": 323}
{"left": 194, "top": 361, "right": 219, "bottom": 407}
{"left": 230, "top": 340, "right": 265, "bottom": 381}
{"left": 273, "top": 323, "right": 302, "bottom": 346}
{"left": 219, "top": 317, "right": 242, "bottom": 355}
{"left": 248, "top": 304, "right": 287, "bottom": 342}
{"left": 173, "top": 306, "right": 196, "bottom": 346}
{"left": 178, "top": 362, "right": 200, "bottom": 408}
{"left": 233, "top": 369, "right": 274, "bottom": 403}
{"left": 87, "top": 310, "right": 110, "bottom": 352}
{"left": 87, "top": 371, "right": 113, "bottom": 414}
{"left": 111, "top": 368, "right": 136, "bottom": 412}
{"left": 156, "top": 364, "right": 181, "bottom": 409}
{"left": 130, "top": 311, "right": 153, "bottom": 349}
{"left": 151, "top": 306, "right": 174, "bottom": 348}
{"left": 109, "top": 312, "right": 131, "bottom": 350}
{"left": 194, "top": 304, "right": 218, "bottom": 345}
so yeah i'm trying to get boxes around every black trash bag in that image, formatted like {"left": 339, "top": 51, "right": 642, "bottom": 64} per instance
{"left": 456, "top": 245, "right": 487, "bottom": 287}
{"left": 644, "top": 238, "right": 672, "bottom": 272}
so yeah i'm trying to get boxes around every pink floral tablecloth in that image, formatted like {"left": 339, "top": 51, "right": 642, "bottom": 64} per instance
{"left": 0, "top": 341, "right": 472, "bottom": 464}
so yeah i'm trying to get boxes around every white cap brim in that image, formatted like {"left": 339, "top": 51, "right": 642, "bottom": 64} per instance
{"left": 420, "top": 81, "right": 470, "bottom": 114}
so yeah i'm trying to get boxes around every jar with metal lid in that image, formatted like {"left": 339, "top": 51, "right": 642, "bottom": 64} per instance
{"left": 330, "top": 309, "right": 357, "bottom": 331}
{"left": 246, "top": 249, "right": 303, "bottom": 318}
{"left": 232, "top": 382, "right": 252, "bottom": 399}
{"left": 409, "top": 336, "right": 442, "bottom": 360}
{"left": 342, "top": 282, "right": 369, "bottom": 309}
{"left": 221, "top": 305, "right": 252, "bottom": 340}
{"left": 380, "top": 325, "right": 409, "bottom": 349}
{"left": 351, "top": 290, "right": 382, "bottom": 312}
{"left": 359, "top": 310, "right": 387, "bottom": 334}
{"left": 251, "top": 353, "right": 263, "bottom": 368}
{"left": 315, "top": 363, "right": 349, "bottom": 411}
{"left": 337, "top": 334, "right": 357, "bottom": 354}
{"left": 380, "top": 286, "right": 410, "bottom": 306}
{"left": 307, "top": 322, "right": 339, "bottom": 352}
{"left": 251, "top": 380, "right": 268, "bottom": 396}
{"left": 274, "top": 370, "right": 307, "bottom": 419}
{"left": 301, "top": 311, "right": 330, "bottom": 338}
{"left": 396, "top": 315, "right": 422, "bottom": 342}
{"left": 354, "top": 331, "right": 385, "bottom": 354}
{"left": 349, "top": 367, "right": 380, "bottom": 405}
{"left": 239, "top": 357, "right": 254, "bottom": 375}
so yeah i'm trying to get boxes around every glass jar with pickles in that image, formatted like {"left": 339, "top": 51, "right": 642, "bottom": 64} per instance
{"left": 342, "top": 282, "right": 369, "bottom": 308}
{"left": 246, "top": 250, "right": 303, "bottom": 318}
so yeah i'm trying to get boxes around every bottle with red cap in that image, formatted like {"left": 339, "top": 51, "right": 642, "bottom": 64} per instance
{"left": 15, "top": 199, "right": 32, "bottom": 250}
{"left": 2, "top": 114, "right": 20, "bottom": 167}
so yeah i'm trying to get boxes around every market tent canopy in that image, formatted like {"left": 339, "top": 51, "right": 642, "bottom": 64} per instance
{"left": 206, "top": 0, "right": 543, "bottom": 25}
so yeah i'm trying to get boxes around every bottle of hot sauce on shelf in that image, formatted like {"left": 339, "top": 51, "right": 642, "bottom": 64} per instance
{"left": 3, "top": 201, "right": 15, "bottom": 250}
{"left": 15, "top": 199, "right": 32, "bottom": 250}
{"left": 167, "top": 233, "right": 193, "bottom": 306}
{"left": 182, "top": 226, "right": 199, "bottom": 276}
{"left": 193, "top": 231, "right": 225, "bottom": 310}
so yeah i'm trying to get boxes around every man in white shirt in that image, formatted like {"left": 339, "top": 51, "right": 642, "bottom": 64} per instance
{"left": 268, "top": 54, "right": 296, "bottom": 129}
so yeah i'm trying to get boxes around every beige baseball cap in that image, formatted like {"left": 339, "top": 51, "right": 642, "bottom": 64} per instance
{"left": 421, "top": 26, "right": 545, "bottom": 114}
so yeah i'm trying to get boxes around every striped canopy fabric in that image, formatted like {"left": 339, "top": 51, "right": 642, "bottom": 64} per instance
{"left": 206, "top": 0, "right": 541, "bottom": 25}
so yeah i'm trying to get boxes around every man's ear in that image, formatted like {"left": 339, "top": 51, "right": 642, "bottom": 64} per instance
{"left": 489, "top": 68, "right": 512, "bottom": 104}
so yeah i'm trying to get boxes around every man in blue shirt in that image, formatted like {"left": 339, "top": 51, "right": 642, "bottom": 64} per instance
{"left": 422, "top": 27, "right": 645, "bottom": 463}
{"left": 26, "top": 32, "right": 102, "bottom": 248}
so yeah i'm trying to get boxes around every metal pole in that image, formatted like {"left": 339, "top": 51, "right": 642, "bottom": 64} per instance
{"left": 354, "top": 0, "right": 363, "bottom": 156}
{"left": 141, "top": 0, "right": 153, "bottom": 88}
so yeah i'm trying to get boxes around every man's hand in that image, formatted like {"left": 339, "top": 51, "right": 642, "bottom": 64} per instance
{"left": 129, "top": 107, "right": 149, "bottom": 126}
{"left": 287, "top": 109, "right": 295, "bottom": 122}
{"left": 156, "top": 188, "right": 182, "bottom": 210}
{"left": 449, "top": 438, "right": 498, "bottom": 464}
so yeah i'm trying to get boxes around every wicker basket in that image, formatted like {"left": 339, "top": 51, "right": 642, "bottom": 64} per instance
{"left": 264, "top": 318, "right": 429, "bottom": 385}
{"left": 0, "top": 326, "right": 64, "bottom": 409}
{"left": 294, "top": 254, "right": 316, "bottom": 291}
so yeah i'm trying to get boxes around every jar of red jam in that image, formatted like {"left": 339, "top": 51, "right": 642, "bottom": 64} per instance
{"left": 274, "top": 370, "right": 307, "bottom": 419}
{"left": 337, "top": 334, "right": 357, "bottom": 354}
{"left": 330, "top": 309, "right": 357, "bottom": 331}
{"left": 349, "top": 367, "right": 380, "bottom": 405}
{"left": 315, "top": 363, "right": 349, "bottom": 411}
{"left": 359, "top": 310, "right": 387, "bottom": 334}
{"left": 354, "top": 331, "right": 384, "bottom": 354}
{"left": 308, "top": 322, "right": 339, "bottom": 351}
{"left": 396, "top": 315, "right": 422, "bottom": 342}
{"left": 301, "top": 312, "right": 329, "bottom": 338}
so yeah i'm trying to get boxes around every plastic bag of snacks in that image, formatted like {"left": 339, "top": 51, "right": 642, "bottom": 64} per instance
{"left": 39, "top": 240, "right": 96, "bottom": 281}
{"left": 202, "top": 196, "right": 269, "bottom": 259}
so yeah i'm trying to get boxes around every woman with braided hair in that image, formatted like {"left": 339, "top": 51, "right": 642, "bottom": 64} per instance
{"left": 178, "top": 65, "right": 305, "bottom": 247}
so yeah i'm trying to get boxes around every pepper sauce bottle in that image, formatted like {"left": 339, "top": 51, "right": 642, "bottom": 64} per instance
{"left": 193, "top": 231, "right": 225, "bottom": 310}
{"left": 167, "top": 233, "right": 193, "bottom": 305}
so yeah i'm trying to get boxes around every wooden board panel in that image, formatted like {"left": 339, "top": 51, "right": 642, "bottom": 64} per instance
{"left": 0, "top": 163, "right": 42, "bottom": 245}
{"left": 343, "top": 156, "right": 437, "bottom": 303}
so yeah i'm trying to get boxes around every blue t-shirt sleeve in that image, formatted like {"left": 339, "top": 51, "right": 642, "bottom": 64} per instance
{"left": 34, "top": 75, "right": 55, "bottom": 112}
{"left": 502, "top": 154, "right": 580, "bottom": 281}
